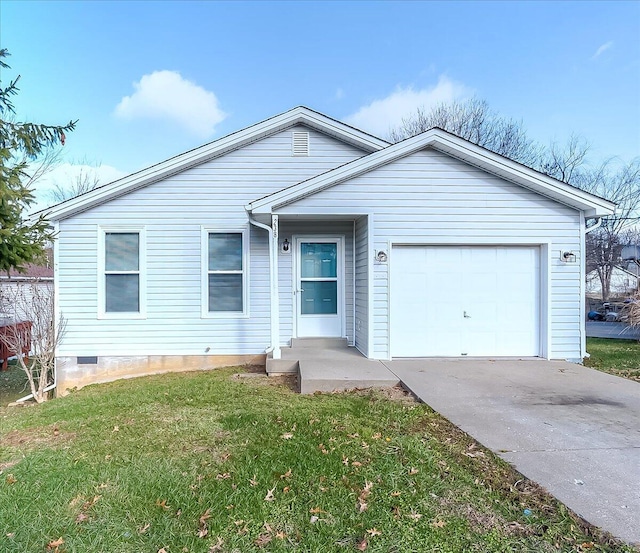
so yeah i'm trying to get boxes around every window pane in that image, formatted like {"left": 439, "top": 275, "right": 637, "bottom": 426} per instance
{"left": 106, "top": 274, "right": 139, "bottom": 312}
{"left": 301, "top": 243, "right": 336, "bottom": 278}
{"left": 301, "top": 281, "right": 337, "bottom": 314}
{"left": 209, "top": 274, "right": 243, "bottom": 312}
{"left": 209, "top": 233, "right": 242, "bottom": 271}
{"left": 106, "top": 233, "right": 139, "bottom": 271}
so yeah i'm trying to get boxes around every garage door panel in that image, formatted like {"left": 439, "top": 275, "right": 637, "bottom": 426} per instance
{"left": 391, "top": 246, "right": 540, "bottom": 357}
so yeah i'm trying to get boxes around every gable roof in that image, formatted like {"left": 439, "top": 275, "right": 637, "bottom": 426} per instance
{"left": 247, "top": 127, "right": 616, "bottom": 218}
{"left": 39, "top": 106, "right": 389, "bottom": 222}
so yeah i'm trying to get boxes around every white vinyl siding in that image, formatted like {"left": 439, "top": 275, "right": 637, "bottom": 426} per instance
{"left": 354, "top": 216, "right": 369, "bottom": 356}
{"left": 275, "top": 148, "right": 583, "bottom": 360}
{"left": 56, "top": 126, "right": 367, "bottom": 357}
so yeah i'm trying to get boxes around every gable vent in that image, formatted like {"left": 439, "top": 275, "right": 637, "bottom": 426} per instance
{"left": 292, "top": 131, "right": 309, "bottom": 156}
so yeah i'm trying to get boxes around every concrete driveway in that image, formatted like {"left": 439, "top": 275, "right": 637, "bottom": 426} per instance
{"left": 384, "top": 358, "right": 640, "bottom": 545}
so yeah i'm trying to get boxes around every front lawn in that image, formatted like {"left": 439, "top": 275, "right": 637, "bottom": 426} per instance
{"left": 585, "top": 337, "right": 640, "bottom": 382}
{"left": 0, "top": 369, "right": 632, "bottom": 552}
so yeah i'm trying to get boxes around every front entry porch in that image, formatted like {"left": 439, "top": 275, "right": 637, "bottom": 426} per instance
{"left": 266, "top": 337, "right": 399, "bottom": 394}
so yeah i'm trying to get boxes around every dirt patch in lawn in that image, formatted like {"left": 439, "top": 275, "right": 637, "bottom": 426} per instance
{"left": 1, "top": 425, "right": 76, "bottom": 450}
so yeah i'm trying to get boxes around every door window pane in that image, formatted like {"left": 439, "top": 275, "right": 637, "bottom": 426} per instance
{"left": 209, "top": 274, "right": 243, "bottom": 312}
{"left": 301, "top": 243, "right": 337, "bottom": 278}
{"left": 106, "top": 274, "right": 139, "bottom": 312}
{"left": 301, "top": 281, "right": 337, "bottom": 314}
{"left": 209, "top": 233, "right": 243, "bottom": 271}
{"left": 106, "top": 233, "right": 139, "bottom": 271}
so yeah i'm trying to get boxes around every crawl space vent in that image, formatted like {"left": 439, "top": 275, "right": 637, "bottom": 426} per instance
{"left": 292, "top": 131, "right": 309, "bottom": 156}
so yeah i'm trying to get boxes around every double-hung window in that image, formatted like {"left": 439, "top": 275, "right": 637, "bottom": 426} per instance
{"left": 203, "top": 229, "right": 247, "bottom": 316}
{"left": 100, "top": 228, "right": 145, "bottom": 318}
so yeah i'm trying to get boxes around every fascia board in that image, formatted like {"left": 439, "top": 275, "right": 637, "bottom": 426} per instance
{"left": 249, "top": 129, "right": 616, "bottom": 217}
{"left": 248, "top": 130, "right": 438, "bottom": 213}
{"left": 39, "top": 107, "right": 387, "bottom": 222}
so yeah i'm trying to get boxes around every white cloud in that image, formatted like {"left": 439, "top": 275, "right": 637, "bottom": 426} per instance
{"left": 31, "top": 163, "right": 127, "bottom": 212}
{"left": 114, "top": 70, "right": 227, "bottom": 137}
{"left": 335, "top": 87, "right": 345, "bottom": 100}
{"left": 344, "top": 76, "right": 469, "bottom": 138}
{"left": 592, "top": 41, "right": 613, "bottom": 59}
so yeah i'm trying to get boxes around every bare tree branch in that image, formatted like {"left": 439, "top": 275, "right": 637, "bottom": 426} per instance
{"left": 0, "top": 281, "right": 64, "bottom": 403}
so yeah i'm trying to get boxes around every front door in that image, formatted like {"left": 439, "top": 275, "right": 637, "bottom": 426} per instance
{"left": 295, "top": 237, "right": 344, "bottom": 337}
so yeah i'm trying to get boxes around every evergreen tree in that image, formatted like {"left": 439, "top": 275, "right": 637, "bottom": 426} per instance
{"left": 0, "top": 49, "right": 76, "bottom": 275}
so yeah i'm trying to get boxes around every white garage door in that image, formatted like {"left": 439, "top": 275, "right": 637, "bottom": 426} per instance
{"left": 390, "top": 246, "right": 540, "bottom": 357}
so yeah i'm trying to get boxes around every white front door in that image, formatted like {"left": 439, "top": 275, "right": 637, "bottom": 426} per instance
{"left": 295, "top": 237, "right": 344, "bottom": 337}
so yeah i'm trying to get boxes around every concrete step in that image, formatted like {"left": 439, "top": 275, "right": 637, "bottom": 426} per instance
{"left": 298, "top": 356, "right": 400, "bottom": 394}
{"left": 266, "top": 351, "right": 299, "bottom": 375}
{"left": 291, "top": 337, "right": 348, "bottom": 349}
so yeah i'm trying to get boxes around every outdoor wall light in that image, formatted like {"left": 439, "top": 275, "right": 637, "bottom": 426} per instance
{"left": 280, "top": 238, "right": 290, "bottom": 254}
{"left": 561, "top": 251, "right": 577, "bottom": 263}
{"left": 375, "top": 250, "right": 388, "bottom": 263}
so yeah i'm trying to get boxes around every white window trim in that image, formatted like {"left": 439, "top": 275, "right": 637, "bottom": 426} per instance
{"left": 97, "top": 226, "right": 147, "bottom": 320}
{"left": 201, "top": 226, "right": 250, "bottom": 319}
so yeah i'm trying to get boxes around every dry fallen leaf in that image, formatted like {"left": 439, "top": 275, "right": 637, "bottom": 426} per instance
{"left": 432, "top": 520, "right": 446, "bottom": 528}
{"left": 275, "top": 531, "right": 286, "bottom": 539}
{"left": 5, "top": 474, "right": 17, "bottom": 485}
{"left": 283, "top": 486, "right": 291, "bottom": 493}
{"left": 216, "top": 472, "right": 231, "bottom": 480}
{"left": 254, "top": 533, "right": 272, "bottom": 547}
{"left": 342, "top": 456, "right": 349, "bottom": 465}
{"left": 264, "top": 486, "right": 276, "bottom": 501}
{"left": 310, "top": 515, "right": 319, "bottom": 523}
{"left": 75, "top": 512, "right": 90, "bottom": 523}
{"left": 408, "top": 467, "right": 419, "bottom": 475}
{"left": 309, "top": 507, "right": 325, "bottom": 514}
{"left": 390, "top": 491, "right": 401, "bottom": 497}
{"left": 280, "top": 468, "right": 292, "bottom": 479}
{"left": 199, "top": 509, "right": 211, "bottom": 525}
{"left": 138, "top": 523, "right": 151, "bottom": 534}
{"left": 155, "top": 499, "right": 171, "bottom": 510}
{"left": 366, "top": 528, "right": 382, "bottom": 536}
{"left": 208, "top": 537, "right": 224, "bottom": 552}
{"left": 250, "top": 476, "right": 259, "bottom": 487}
{"left": 47, "top": 537, "right": 65, "bottom": 549}
{"left": 351, "top": 461, "right": 363, "bottom": 467}
{"left": 407, "top": 512, "right": 422, "bottom": 521}
{"left": 358, "top": 501, "right": 368, "bottom": 513}
{"left": 112, "top": 426, "right": 119, "bottom": 432}
{"left": 281, "top": 433, "right": 294, "bottom": 440}
{"left": 357, "top": 537, "right": 368, "bottom": 551}
{"left": 158, "top": 548, "right": 168, "bottom": 553}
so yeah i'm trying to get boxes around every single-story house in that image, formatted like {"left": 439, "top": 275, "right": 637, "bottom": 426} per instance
{"left": 586, "top": 265, "right": 639, "bottom": 298}
{"left": 40, "top": 107, "right": 615, "bottom": 391}
{"left": 0, "top": 254, "right": 54, "bottom": 322}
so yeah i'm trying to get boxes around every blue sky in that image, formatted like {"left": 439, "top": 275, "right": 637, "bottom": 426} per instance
{"left": 2, "top": 1, "right": 639, "bottom": 207}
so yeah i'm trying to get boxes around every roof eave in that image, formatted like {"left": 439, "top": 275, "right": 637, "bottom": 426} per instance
{"left": 38, "top": 107, "right": 388, "bottom": 222}
{"left": 248, "top": 129, "right": 617, "bottom": 217}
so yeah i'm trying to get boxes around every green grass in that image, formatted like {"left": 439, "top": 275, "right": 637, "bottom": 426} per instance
{"left": 0, "top": 362, "right": 30, "bottom": 406}
{"left": 585, "top": 337, "right": 640, "bottom": 382}
{"left": 0, "top": 369, "right": 633, "bottom": 552}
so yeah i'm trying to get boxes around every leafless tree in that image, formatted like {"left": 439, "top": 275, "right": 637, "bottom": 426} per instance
{"left": 0, "top": 280, "right": 64, "bottom": 403}
{"left": 391, "top": 98, "right": 640, "bottom": 302}
{"left": 582, "top": 160, "right": 640, "bottom": 301}
{"left": 389, "top": 97, "right": 543, "bottom": 167}
{"left": 49, "top": 162, "right": 102, "bottom": 202}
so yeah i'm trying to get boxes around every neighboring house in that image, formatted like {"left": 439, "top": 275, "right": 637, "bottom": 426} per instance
{"left": 0, "top": 256, "right": 54, "bottom": 322}
{"left": 40, "top": 107, "right": 615, "bottom": 392}
{"left": 586, "top": 266, "right": 639, "bottom": 298}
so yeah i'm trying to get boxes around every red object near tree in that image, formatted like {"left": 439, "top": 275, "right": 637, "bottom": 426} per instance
{"left": 0, "top": 320, "right": 32, "bottom": 370}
